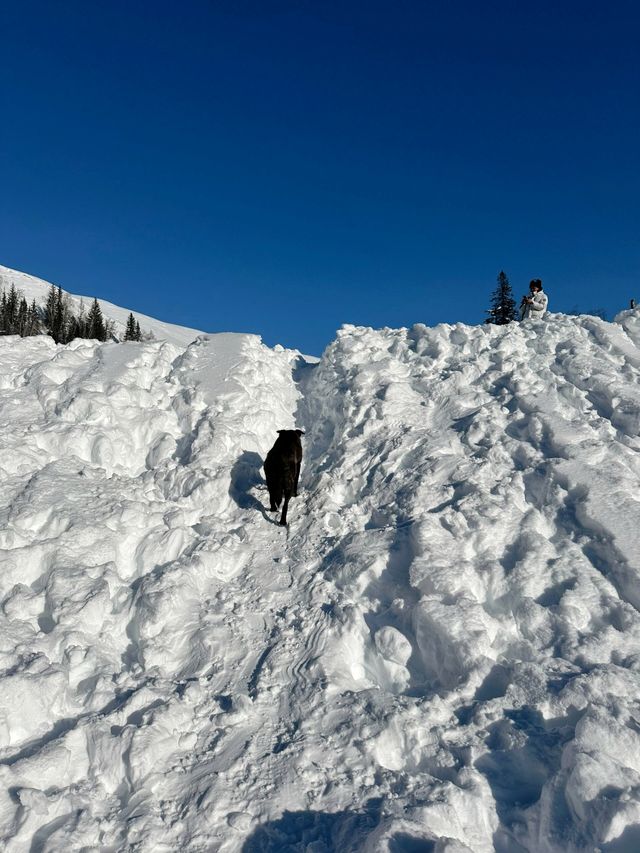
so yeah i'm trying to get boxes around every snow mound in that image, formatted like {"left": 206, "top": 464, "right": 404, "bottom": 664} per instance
{"left": 0, "top": 264, "right": 202, "bottom": 346}
{"left": 1, "top": 308, "right": 640, "bottom": 852}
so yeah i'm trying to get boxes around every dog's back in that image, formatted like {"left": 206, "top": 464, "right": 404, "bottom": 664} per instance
{"left": 264, "top": 429, "right": 304, "bottom": 525}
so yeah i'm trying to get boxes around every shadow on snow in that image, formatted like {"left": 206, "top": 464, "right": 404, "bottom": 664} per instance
{"left": 241, "top": 800, "right": 433, "bottom": 852}
{"left": 229, "top": 450, "right": 277, "bottom": 524}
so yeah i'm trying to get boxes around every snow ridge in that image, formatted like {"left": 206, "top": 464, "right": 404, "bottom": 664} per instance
{"left": 1, "top": 308, "right": 640, "bottom": 852}
{"left": 0, "top": 264, "right": 202, "bottom": 347}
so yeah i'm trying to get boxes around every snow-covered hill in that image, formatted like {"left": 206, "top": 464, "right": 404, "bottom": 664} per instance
{"left": 0, "top": 264, "right": 202, "bottom": 346}
{"left": 1, "top": 293, "right": 640, "bottom": 851}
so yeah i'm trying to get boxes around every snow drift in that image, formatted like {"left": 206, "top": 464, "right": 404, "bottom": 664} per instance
{"left": 1, "top": 286, "right": 640, "bottom": 851}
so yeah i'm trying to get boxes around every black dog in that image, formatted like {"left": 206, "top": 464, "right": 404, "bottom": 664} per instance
{"left": 264, "top": 429, "right": 304, "bottom": 526}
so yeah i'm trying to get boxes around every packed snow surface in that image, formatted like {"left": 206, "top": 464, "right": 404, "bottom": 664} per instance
{"left": 1, "top": 308, "right": 640, "bottom": 852}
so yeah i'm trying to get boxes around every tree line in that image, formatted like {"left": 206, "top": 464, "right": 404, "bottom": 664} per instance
{"left": 0, "top": 283, "right": 144, "bottom": 343}
{"left": 0, "top": 286, "right": 40, "bottom": 337}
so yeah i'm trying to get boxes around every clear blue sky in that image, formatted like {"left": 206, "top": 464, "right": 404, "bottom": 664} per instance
{"left": 2, "top": 0, "right": 639, "bottom": 353}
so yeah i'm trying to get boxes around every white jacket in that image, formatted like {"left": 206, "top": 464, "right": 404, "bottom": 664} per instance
{"left": 520, "top": 289, "right": 548, "bottom": 320}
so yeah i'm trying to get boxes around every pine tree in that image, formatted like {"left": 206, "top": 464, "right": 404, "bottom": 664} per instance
{"left": 135, "top": 320, "right": 142, "bottom": 342}
{"left": 26, "top": 300, "right": 41, "bottom": 336}
{"left": 124, "top": 312, "right": 137, "bottom": 341}
{"left": 52, "top": 286, "right": 66, "bottom": 342}
{"left": 6, "top": 285, "right": 18, "bottom": 332}
{"left": 17, "top": 298, "right": 28, "bottom": 336}
{"left": 87, "top": 298, "right": 107, "bottom": 341}
{"left": 486, "top": 271, "right": 517, "bottom": 325}
{"left": 45, "top": 285, "right": 73, "bottom": 341}
{"left": 45, "top": 285, "right": 57, "bottom": 331}
{"left": 0, "top": 290, "right": 7, "bottom": 334}
{"left": 67, "top": 314, "right": 80, "bottom": 341}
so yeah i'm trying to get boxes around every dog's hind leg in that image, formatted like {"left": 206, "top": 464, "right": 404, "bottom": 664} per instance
{"left": 279, "top": 495, "right": 290, "bottom": 526}
{"left": 267, "top": 478, "right": 283, "bottom": 512}
{"left": 269, "top": 490, "right": 281, "bottom": 512}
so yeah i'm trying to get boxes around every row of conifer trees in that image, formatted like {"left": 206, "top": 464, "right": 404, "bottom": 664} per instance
{"left": 0, "top": 283, "right": 143, "bottom": 343}
{"left": 0, "top": 286, "right": 40, "bottom": 337}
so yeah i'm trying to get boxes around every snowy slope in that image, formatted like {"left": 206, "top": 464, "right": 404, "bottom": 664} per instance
{"left": 1, "top": 308, "right": 640, "bottom": 852}
{"left": 0, "top": 264, "right": 202, "bottom": 346}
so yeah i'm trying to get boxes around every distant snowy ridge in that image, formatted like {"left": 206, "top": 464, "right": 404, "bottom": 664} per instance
{"left": 0, "top": 263, "right": 203, "bottom": 347}
{"left": 1, "top": 278, "right": 640, "bottom": 851}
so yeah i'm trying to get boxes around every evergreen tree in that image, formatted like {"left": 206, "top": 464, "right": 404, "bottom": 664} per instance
{"left": 67, "top": 314, "right": 81, "bottom": 341}
{"left": 17, "top": 298, "right": 28, "bottom": 336}
{"left": 135, "top": 320, "right": 142, "bottom": 342}
{"left": 26, "top": 300, "right": 41, "bottom": 336}
{"left": 45, "top": 285, "right": 57, "bottom": 330}
{"left": 6, "top": 284, "right": 18, "bottom": 332}
{"left": 45, "top": 285, "right": 73, "bottom": 342}
{"left": 51, "top": 286, "right": 66, "bottom": 342}
{"left": 124, "top": 312, "right": 137, "bottom": 341}
{"left": 0, "top": 290, "right": 7, "bottom": 333}
{"left": 486, "top": 271, "right": 517, "bottom": 325}
{"left": 87, "top": 298, "right": 107, "bottom": 341}
{"left": 55, "top": 288, "right": 67, "bottom": 340}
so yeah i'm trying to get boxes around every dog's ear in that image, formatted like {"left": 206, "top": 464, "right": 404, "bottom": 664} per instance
{"left": 295, "top": 429, "right": 305, "bottom": 436}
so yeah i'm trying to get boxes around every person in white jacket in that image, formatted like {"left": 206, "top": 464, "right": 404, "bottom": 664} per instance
{"left": 520, "top": 279, "right": 548, "bottom": 320}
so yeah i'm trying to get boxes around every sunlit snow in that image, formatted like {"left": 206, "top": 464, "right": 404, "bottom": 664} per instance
{"left": 1, "top": 268, "right": 640, "bottom": 852}
{"left": 0, "top": 264, "right": 202, "bottom": 347}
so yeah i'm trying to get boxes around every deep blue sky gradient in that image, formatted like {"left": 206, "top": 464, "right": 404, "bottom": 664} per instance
{"left": 2, "top": 0, "right": 639, "bottom": 353}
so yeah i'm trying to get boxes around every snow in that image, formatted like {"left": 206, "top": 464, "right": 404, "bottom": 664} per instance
{"left": 1, "top": 283, "right": 640, "bottom": 851}
{"left": 0, "top": 264, "right": 202, "bottom": 347}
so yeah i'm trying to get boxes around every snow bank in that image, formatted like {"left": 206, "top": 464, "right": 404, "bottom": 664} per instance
{"left": 1, "top": 308, "right": 640, "bottom": 851}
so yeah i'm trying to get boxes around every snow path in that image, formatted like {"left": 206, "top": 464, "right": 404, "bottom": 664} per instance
{"left": 1, "top": 312, "right": 640, "bottom": 851}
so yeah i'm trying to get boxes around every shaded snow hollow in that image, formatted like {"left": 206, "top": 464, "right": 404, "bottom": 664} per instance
{"left": 1, "top": 306, "right": 640, "bottom": 851}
